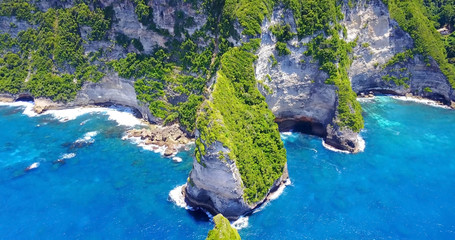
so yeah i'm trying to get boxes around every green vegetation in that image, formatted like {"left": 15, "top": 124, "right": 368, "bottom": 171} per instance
{"left": 305, "top": 30, "right": 364, "bottom": 132}
{"left": 0, "top": 1, "right": 112, "bottom": 102}
{"left": 196, "top": 47, "right": 286, "bottom": 203}
{"left": 382, "top": 74, "right": 410, "bottom": 88}
{"left": 446, "top": 32, "right": 455, "bottom": 61}
{"left": 270, "top": 23, "right": 294, "bottom": 56}
{"left": 224, "top": 0, "right": 275, "bottom": 35}
{"left": 383, "top": 0, "right": 455, "bottom": 88}
{"left": 178, "top": 94, "right": 204, "bottom": 132}
{"left": 109, "top": 50, "right": 206, "bottom": 130}
{"left": 423, "top": 0, "right": 455, "bottom": 29}
{"left": 240, "top": 38, "right": 261, "bottom": 53}
{"left": 424, "top": 86, "right": 433, "bottom": 92}
{"left": 276, "top": 41, "right": 291, "bottom": 56}
{"left": 285, "top": 0, "right": 363, "bottom": 132}
{"left": 270, "top": 23, "right": 295, "bottom": 42}
{"left": 206, "top": 214, "right": 241, "bottom": 240}
{"left": 283, "top": 0, "right": 344, "bottom": 37}
{"left": 383, "top": 49, "right": 414, "bottom": 69}
{"left": 270, "top": 54, "right": 278, "bottom": 66}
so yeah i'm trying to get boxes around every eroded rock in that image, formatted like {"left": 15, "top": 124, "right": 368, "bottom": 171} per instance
{"left": 127, "top": 124, "right": 191, "bottom": 156}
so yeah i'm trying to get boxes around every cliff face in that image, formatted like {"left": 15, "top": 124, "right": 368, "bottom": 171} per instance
{"left": 0, "top": 0, "right": 208, "bottom": 123}
{"left": 254, "top": 0, "right": 454, "bottom": 153}
{"left": 255, "top": 7, "right": 335, "bottom": 136}
{"left": 1, "top": 0, "right": 455, "bottom": 220}
{"left": 185, "top": 137, "right": 289, "bottom": 219}
{"left": 344, "top": 0, "right": 454, "bottom": 103}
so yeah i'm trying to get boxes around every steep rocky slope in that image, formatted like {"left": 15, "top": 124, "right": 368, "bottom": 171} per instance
{"left": 255, "top": 0, "right": 454, "bottom": 153}
{"left": 0, "top": 0, "right": 454, "bottom": 220}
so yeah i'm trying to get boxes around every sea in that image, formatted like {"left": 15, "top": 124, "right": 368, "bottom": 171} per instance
{"left": 0, "top": 96, "right": 454, "bottom": 240}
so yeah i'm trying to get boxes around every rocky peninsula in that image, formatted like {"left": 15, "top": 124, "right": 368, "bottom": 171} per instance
{"left": 0, "top": 0, "right": 454, "bottom": 221}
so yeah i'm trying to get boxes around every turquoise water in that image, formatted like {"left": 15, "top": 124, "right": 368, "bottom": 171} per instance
{"left": 0, "top": 96, "right": 454, "bottom": 239}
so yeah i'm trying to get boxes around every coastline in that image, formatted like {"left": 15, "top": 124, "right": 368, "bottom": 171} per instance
{"left": 322, "top": 134, "right": 366, "bottom": 154}
{"left": 168, "top": 176, "right": 291, "bottom": 230}
{"left": 391, "top": 95, "right": 453, "bottom": 109}
{"left": 0, "top": 97, "right": 194, "bottom": 157}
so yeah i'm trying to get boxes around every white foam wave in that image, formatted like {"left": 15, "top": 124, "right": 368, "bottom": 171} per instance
{"left": 0, "top": 101, "right": 37, "bottom": 117}
{"left": 232, "top": 216, "right": 249, "bottom": 230}
{"left": 268, "top": 179, "right": 291, "bottom": 201}
{"left": 44, "top": 108, "right": 100, "bottom": 122}
{"left": 322, "top": 140, "right": 351, "bottom": 154}
{"left": 172, "top": 157, "right": 183, "bottom": 163}
{"left": 76, "top": 131, "right": 98, "bottom": 144}
{"left": 127, "top": 136, "right": 168, "bottom": 155}
{"left": 105, "top": 109, "right": 143, "bottom": 127}
{"left": 26, "top": 162, "right": 40, "bottom": 170}
{"left": 280, "top": 132, "right": 299, "bottom": 142}
{"left": 44, "top": 107, "right": 143, "bottom": 126}
{"left": 392, "top": 96, "right": 451, "bottom": 109}
{"left": 61, "top": 153, "right": 76, "bottom": 159}
{"left": 0, "top": 100, "right": 145, "bottom": 127}
{"left": 356, "top": 96, "right": 376, "bottom": 102}
{"left": 357, "top": 135, "right": 366, "bottom": 152}
{"left": 168, "top": 184, "right": 191, "bottom": 209}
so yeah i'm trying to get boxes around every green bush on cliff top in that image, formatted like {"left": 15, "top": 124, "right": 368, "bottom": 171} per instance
{"left": 196, "top": 47, "right": 287, "bottom": 204}
{"left": 0, "top": 1, "right": 110, "bottom": 102}
{"left": 284, "top": 0, "right": 364, "bottom": 132}
{"left": 206, "top": 214, "right": 241, "bottom": 240}
{"left": 383, "top": 0, "right": 455, "bottom": 89}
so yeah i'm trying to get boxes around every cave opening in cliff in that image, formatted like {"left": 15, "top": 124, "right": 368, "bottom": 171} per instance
{"left": 277, "top": 119, "right": 326, "bottom": 137}
{"left": 15, "top": 94, "right": 34, "bottom": 103}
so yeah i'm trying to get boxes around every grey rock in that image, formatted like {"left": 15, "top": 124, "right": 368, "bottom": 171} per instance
{"left": 344, "top": 0, "right": 453, "bottom": 103}
{"left": 185, "top": 137, "right": 289, "bottom": 220}
{"left": 255, "top": 6, "right": 336, "bottom": 135}
{"left": 71, "top": 71, "right": 157, "bottom": 122}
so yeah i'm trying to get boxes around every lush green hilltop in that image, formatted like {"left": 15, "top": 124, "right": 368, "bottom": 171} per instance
{"left": 206, "top": 214, "right": 241, "bottom": 240}
{"left": 383, "top": 0, "right": 455, "bottom": 88}
{"left": 1, "top": 0, "right": 455, "bottom": 207}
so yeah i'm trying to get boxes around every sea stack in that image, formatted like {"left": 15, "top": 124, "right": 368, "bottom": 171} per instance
{"left": 184, "top": 48, "right": 289, "bottom": 219}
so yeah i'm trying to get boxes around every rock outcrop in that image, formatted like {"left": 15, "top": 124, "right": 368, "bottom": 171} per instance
{"left": 255, "top": 0, "right": 454, "bottom": 153}
{"left": 255, "top": 7, "right": 337, "bottom": 136}
{"left": 185, "top": 138, "right": 289, "bottom": 220}
{"left": 127, "top": 124, "right": 190, "bottom": 156}
{"left": 344, "top": 0, "right": 454, "bottom": 103}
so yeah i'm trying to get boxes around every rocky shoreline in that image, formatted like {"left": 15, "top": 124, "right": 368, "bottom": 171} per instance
{"left": 184, "top": 164, "right": 290, "bottom": 220}
{"left": 2, "top": 92, "right": 453, "bottom": 156}
{"left": 126, "top": 125, "right": 191, "bottom": 156}
{"left": 0, "top": 94, "right": 193, "bottom": 157}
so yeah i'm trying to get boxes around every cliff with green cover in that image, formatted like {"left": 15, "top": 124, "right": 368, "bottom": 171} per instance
{"left": 1, "top": 0, "right": 455, "bottom": 220}
{"left": 206, "top": 214, "right": 241, "bottom": 240}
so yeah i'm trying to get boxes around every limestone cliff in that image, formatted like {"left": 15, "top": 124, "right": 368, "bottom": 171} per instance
{"left": 344, "top": 0, "right": 454, "bottom": 103}
{"left": 185, "top": 135, "right": 289, "bottom": 220}
{"left": 184, "top": 48, "right": 288, "bottom": 219}
{"left": 1, "top": 0, "right": 455, "bottom": 219}
{"left": 255, "top": 0, "right": 454, "bottom": 153}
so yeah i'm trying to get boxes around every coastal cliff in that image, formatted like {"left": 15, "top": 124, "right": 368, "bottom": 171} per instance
{"left": 255, "top": 0, "right": 455, "bottom": 152}
{"left": 185, "top": 48, "right": 288, "bottom": 219}
{"left": 1, "top": 0, "right": 455, "bottom": 220}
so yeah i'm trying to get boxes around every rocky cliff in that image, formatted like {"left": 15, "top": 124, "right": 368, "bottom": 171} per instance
{"left": 344, "top": 0, "right": 454, "bottom": 103}
{"left": 255, "top": 0, "right": 454, "bottom": 153}
{"left": 185, "top": 139, "right": 288, "bottom": 219}
{"left": 184, "top": 47, "right": 288, "bottom": 219}
{"left": 1, "top": 0, "right": 454, "bottom": 220}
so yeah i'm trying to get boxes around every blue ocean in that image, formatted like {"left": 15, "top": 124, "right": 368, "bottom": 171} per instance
{"left": 0, "top": 96, "right": 454, "bottom": 239}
